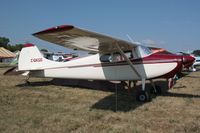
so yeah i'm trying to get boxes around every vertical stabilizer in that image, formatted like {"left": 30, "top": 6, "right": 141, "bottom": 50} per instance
{"left": 18, "top": 43, "right": 48, "bottom": 71}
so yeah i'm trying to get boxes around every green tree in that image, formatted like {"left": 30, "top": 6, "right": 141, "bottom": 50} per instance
{"left": 14, "top": 44, "right": 23, "bottom": 51}
{"left": 0, "top": 37, "right": 10, "bottom": 48}
{"left": 192, "top": 50, "right": 200, "bottom": 56}
{"left": 0, "top": 36, "right": 23, "bottom": 52}
{"left": 6, "top": 44, "right": 23, "bottom": 52}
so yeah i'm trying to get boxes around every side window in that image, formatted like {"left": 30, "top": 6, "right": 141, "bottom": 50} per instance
{"left": 100, "top": 48, "right": 144, "bottom": 62}
{"left": 124, "top": 51, "right": 132, "bottom": 59}
{"left": 100, "top": 54, "right": 111, "bottom": 62}
{"left": 123, "top": 50, "right": 137, "bottom": 59}
{"left": 111, "top": 53, "right": 122, "bottom": 62}
{"left": 100, "top": 53, "right": 123, "bottom": 63}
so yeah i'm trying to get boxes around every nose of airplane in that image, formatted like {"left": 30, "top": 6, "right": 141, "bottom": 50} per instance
{"left": 182, "top": 55, "right": 195, "bottom": 68}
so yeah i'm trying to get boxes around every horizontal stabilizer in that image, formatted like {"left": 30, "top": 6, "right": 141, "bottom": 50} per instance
{"left": 3, "top": 66, "right": 26, "bottom": 76}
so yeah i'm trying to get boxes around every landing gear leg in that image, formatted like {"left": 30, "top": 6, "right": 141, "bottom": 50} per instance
{"left": 150, "top": 80, "right": 162, "bottom": 95}
{"left": 141, "top": 78, "right": 145, "bottom": 91}
{"left": 191, "top": 65, "right": 196, "bottom": 72}
{"left": 167, "top": 77, "right": 175, "bottom": 89}
{"left": 136, "top": 78, "right": 150, "bottom": 102}
{"left": 25, "top": 75, "right": 30, "bottom": 85}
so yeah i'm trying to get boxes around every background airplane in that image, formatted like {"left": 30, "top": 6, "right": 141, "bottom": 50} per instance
{"left": 191, "top": 56, "right": 200, "bottom": 71}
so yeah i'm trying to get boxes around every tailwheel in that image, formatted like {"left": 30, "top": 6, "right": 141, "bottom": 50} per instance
{"left": 136, "top": 90, "right": 150, "bottom": 102}
{"left": 25, "top": 75, "right": 31, "bottom": 85}
{"left": 150, "top": 85, "right": 162, "bottom": 95}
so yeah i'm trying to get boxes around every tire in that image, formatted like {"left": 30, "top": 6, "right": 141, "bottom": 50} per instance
{"left": 136, "top": 91, "right": 150, "bottom": 102}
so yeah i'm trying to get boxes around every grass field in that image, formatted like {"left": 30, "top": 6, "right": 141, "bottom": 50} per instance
{"left": 0, "top": 65, "right": 200, "bottom": 133}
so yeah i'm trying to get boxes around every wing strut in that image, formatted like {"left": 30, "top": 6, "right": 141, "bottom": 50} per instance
{"left": 115, "top": 42, "right": 142, "bottom": 79}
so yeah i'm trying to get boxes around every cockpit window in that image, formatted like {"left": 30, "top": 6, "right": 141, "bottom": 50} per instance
{"left": 135, "top": 45, "right": 152, "bottom": 58}
{"left": 100, "top": 45, "right": 152, "bottom": 62}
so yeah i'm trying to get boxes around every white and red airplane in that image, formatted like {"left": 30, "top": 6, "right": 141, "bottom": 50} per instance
{"left": 5, "top": 25, "right": 195, "bottom": 102}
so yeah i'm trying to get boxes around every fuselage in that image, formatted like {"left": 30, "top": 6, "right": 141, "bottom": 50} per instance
{"left": 30, "top": 53, "right": 183, "bottom": 81}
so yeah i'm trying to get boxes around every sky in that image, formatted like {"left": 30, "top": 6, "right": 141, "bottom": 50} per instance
{"left": 0, "top": 0, "right": 200, "bottom": 54}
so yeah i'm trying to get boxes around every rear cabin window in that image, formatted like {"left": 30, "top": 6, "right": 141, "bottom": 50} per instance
{"left": 100, "top": 54, "right": 111, "bottom": 62}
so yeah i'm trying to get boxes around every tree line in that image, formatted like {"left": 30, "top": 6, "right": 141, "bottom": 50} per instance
{"left": 0, "top": 37, "right": 23, "bottom": 52}
{"left": 1, "top": 36, "right": 200, "bottom": 56}
{"left": 192, "top": 50, "right": 200, "bottom": 56}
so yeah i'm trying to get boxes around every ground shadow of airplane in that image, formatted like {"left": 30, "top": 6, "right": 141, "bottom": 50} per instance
{"left": 16, "top": 78, "right": 200, "bottom": 112}
{"left": 91, "top": 90, "right": 200, "bottom": 112}
{"left": 17, "top": 78, "right": 125, "bottom": 92}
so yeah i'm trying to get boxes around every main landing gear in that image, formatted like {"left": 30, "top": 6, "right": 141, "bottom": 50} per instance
{"left": 136, "top": 79, "right": 150, "bottom": 102}
{"left": 136, "top": 79, "right": 162, "bottom": 102}
{"left": 114, "top": 42, "right": 162, "bottom": 102}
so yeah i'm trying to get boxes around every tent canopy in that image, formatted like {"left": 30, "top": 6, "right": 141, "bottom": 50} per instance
{"left": 0, "top": 47, "right": 16, "bottom": 58}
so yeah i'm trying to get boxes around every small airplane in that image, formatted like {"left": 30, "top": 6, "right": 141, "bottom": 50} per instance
{"left": 4, "top": 25, "right": 195, "bottom": 102}
{"left": 191, "top": 56, "right": 200, "bottom": 71}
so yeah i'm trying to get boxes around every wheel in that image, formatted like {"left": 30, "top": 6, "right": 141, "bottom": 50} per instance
{"left": 192, "top": 67, "right": 196, "bottom": 72}
{"left": 136, "top": 91, "right": 150, "bottom": 102}
{"left": 150, "top": 85, "right": 162, "bottom": 95}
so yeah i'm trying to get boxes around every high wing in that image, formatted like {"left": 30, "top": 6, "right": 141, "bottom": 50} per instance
{"left": 33, "top": 25, "right": 138, "bottom": 53}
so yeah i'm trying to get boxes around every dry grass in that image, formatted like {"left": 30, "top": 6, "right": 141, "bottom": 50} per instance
{"left": 0, "top": 65, "right": 200, "bottom": 133}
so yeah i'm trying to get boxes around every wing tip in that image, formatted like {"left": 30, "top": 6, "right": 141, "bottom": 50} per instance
{"left": 33, "top": 25, "right": 74, "bottom": 35}
{"left": 23, "top": 43, "right": 35, "bottom": 47}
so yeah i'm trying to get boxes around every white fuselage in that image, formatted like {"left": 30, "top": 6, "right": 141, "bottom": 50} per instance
{"left": 18, "top": 45, "right": 178, "bottom": 81}
{"left": 30, "top": 54, "right": 177, "bottom": 81}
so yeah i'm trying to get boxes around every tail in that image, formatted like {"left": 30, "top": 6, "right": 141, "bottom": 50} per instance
{"left": 18, "top": 43, "right": 52, "bottom": 71}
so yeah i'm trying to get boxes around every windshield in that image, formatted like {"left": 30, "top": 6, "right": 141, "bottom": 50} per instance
{"left": 135, "top": 45, "right": 152, "bottom": 58}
